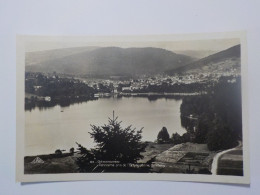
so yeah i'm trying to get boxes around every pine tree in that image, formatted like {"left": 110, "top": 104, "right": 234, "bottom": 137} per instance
{"left": 89, "top": 113, "right": 145, "bottom": 163}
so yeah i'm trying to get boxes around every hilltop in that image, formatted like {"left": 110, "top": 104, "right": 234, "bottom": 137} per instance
{"left": 166, "top": 45, "right": 241, "bottom": 75}
{"left": 25, "top": 47, "right": 194, "bottom": 76}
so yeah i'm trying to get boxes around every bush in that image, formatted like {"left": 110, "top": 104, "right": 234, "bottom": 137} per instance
{"left": 55, "top": 149, "right": 62, "bottom": 155}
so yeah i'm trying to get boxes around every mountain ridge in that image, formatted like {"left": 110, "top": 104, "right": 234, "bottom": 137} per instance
{"left": 166, "top": 45, "right": 241, "bottom": 75}
{"left": 174, "top": 50, "right": 219, "bottom": 59}
{"left": 26, "top": 47, "right": 195, "bottom": 76}
{"left": 26, "top": 46, "right": 99, "bottom": 67}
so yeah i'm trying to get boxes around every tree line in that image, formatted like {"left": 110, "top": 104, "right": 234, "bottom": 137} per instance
{"left": 25, "top": 72, "right": 96, "bottom": 110}
{"left": 157, "top": 76, "right": 242, "bottom": 151}
{"left": 180, "top": 76, "right": 242, "bottom": 150}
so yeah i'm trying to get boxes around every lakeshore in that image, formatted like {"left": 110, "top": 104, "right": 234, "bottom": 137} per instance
{"left": 25, "top": 91, "right": 204, "bottom": 111}
{"left": 25, "top": 97, "right": 186, "bottom": 156}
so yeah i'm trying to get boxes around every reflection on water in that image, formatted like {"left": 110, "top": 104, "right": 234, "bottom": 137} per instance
{"left": 25, "top": 97, "right": 186, "bottom": 156}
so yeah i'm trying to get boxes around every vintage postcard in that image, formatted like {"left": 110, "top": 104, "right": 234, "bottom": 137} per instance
{"left": 16, "top": 32, "right": 249, "bottom": 184}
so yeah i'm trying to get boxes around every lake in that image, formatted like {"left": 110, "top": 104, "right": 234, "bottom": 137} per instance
{"left": 25, "top": 97, "right": 187, "bottom": 156}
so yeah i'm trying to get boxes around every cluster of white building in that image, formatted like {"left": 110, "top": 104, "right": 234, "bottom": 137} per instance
{"left": 80, "top": 71, "right": 240, "bottom": 93}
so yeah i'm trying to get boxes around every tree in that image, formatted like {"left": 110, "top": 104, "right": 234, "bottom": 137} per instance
{"left": 179, "top": 78, "right": 242, "bottom": 151}
{"left": 157, "top": 127, "right": 170, "bottom": 143}
{"left": 181, "top": 132, "right": 191, "bottom": 143}
{"left": 207, "top": 122, "right": 237, "bottom": 151}
{"left": 89, "top": 114, "right": 145, "bottom": 163}
{"left": 194, "top": 116, "right": 212, "bottom": 144}
{"left": 171, "top": 132, "right": 182, "bottom": 145}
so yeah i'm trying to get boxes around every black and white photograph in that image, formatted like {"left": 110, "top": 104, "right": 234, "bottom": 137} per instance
{"left": 16, "top": 33, "right": 249, "bottom": 184}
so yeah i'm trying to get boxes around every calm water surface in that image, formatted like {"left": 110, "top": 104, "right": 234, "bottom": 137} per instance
{"left": 25, "top": 97, "right": 186, "bottom": 156}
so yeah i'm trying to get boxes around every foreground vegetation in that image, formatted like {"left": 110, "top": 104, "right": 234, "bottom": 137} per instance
{"left": 24, "top": 142, "right": 213, "bottom": 174}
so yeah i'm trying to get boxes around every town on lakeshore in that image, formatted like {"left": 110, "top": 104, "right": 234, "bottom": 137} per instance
{"left": 25, "top": 70, "right": 239, "bottom": 110}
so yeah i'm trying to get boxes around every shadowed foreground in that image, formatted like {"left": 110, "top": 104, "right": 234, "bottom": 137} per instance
{"left": 24, "top": 142, "right": 225, "bottom": 174}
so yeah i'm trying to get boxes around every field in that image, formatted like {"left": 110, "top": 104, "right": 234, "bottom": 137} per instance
{"left": 150, "top": 142, "right": 216, "bottom": 174}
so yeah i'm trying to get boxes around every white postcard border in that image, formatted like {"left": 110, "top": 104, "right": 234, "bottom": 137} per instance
{"left": 16, "top": 32, "right": 250, "bottom": 184}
